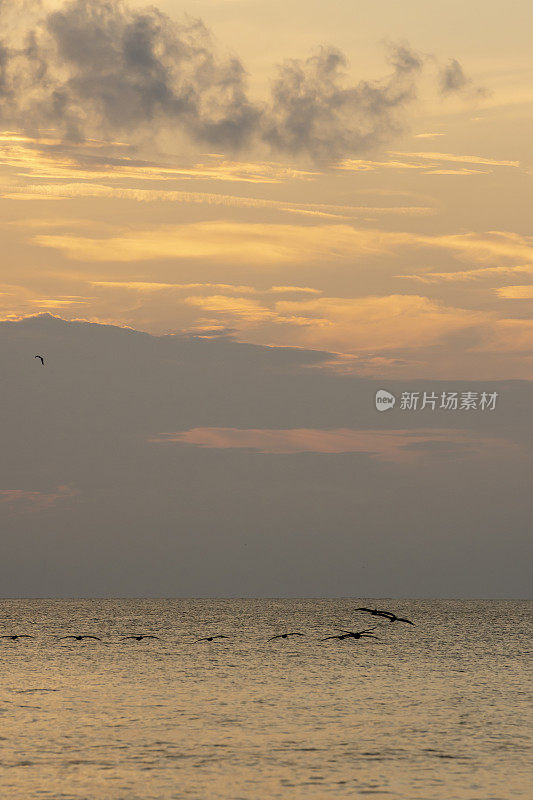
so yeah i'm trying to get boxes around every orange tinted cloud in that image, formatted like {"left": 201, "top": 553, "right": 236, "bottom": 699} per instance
{"left": 399, "top": 264, "right": 533, "bottom": 283}
{"left": 274, "top": 294, "right": 485, "bottom": 350}
{"left": 0, "top": 136, "right": 317, "bottom": 184}
{"left": 391, "top": 151, "right": 520, "bottom": 167}
{"left": 33, "top": 222, "right": 392, "bottom": 264}
{"left": 2, "top": 181, "right": 433, "bottom": 220}
{"left": 496, "top": 285, "right": 533, "bottom": 299}
{"left": 151, "top": 427, "right": 517, "bottom": 464}
{"left": 32, "top": 223, "right": 533, "bottom": 266}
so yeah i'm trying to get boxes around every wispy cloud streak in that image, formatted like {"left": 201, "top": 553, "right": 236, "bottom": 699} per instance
{"left": 151, "top": 427, "right": 517, "bottom": 464}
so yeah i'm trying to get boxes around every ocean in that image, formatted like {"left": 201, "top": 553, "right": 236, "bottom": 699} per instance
{"left": 0, "top": 599, "right": 531, "bottom": 799}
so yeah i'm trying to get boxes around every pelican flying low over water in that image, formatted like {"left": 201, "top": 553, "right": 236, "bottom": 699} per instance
{"left": 322, "top": 628, "right": 379, "bottom": 641}
{"left": 357, "top": 607, "right": 415, "bottom": 625}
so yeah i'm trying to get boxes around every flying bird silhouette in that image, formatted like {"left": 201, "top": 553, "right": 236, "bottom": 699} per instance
{"left": 357, "top": 607, "right": 415, "bottom": 625}
{"left": 0, "top": 634, "right": 34, "bottom": 640}
{"left": 356, "top": 607, "right": 390, "bottom": 617}
{"left": 58, "top": 635, "right": 102, "bottom": 641}
{"left": 196, "top": 635, "right": 229, "bottom": 642}
{"left": 338, "top": 629, "right": 380, "bottom": 639}
{"left": 121, "top": 635, "right": 160, "bottom": 641}
{"left": 268, "top": 632, "right": 305, "bottom": 641}
{"left": 322, "top": 628, "right": 379, "bottom": 641}
{"left": 382, "top": 613, "right": 415, "bottom": 625}
{"left": 34, "top": 355, "right": 44, "bottom": 365}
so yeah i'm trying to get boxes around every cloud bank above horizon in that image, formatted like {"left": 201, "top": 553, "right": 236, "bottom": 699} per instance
{"left": 0, "top": 313, "right": 531, "bottom": 597}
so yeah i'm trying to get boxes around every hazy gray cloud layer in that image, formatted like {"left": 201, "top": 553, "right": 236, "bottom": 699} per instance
{"left": 0, "top": 315, "right": 530, "bottom": 597}
{"left": 0, "top": 0, "right": 477, "bottom": 162}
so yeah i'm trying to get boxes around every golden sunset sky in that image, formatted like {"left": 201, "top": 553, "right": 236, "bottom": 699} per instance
{"left": 1, "top": 0, "right": 532, "bottom": 378}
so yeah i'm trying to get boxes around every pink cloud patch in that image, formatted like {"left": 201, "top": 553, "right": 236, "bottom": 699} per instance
{"left": 0, "top": 485, "right": 79, "bottom": 514}
{"left": 151, "top": 427, "right": 516, "bottom": 463}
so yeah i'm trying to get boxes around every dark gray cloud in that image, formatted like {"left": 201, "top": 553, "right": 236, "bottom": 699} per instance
{"left": 0, "top": 0, "right": 481, "bottom": 163}
{"left": 264, "top": 44, "right": 423, "bottom": 162}
{"left": 440, "top": 58, "right": 468, "bottom": 94}
{"left": 439, "top": 57, "right": 487, "bottom": 99}
{"left": 0, "top": 0, "right": 259, "bottom": 147}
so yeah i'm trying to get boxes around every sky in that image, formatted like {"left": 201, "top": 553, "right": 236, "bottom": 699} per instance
{"left": 0, "top": 0, "right": 531, "bottom": 596}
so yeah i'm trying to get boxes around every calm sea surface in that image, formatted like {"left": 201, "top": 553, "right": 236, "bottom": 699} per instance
{"left": 0, "top": 599, "right": 531, "bottom": 800}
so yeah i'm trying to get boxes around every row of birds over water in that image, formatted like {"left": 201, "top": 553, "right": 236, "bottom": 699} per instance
{"left": 0, "top": 607, "right": 415, "bottom": 644}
